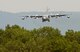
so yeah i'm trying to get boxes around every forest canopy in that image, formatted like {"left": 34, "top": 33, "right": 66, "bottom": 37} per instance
{"left": 0, "top": 24, "right": 80, "bottom": 52}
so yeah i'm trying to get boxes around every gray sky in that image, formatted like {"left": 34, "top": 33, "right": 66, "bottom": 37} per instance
{"left": 0, "top": 0, "right": 80, "bottom": 12}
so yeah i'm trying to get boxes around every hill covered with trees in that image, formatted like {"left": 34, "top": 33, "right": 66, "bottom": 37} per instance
{"left": 0, "top": 24, "right": 80, "bottom": 52}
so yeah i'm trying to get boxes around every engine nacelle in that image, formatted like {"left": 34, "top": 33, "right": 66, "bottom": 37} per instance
{"left": 67, "top": 16, "right": 70, "bottom": 18}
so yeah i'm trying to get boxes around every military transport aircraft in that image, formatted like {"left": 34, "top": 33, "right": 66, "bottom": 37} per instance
{"left": 21, "top": 8, "right": 70, "bottom": 22}
{"left": 22, "top": 14, "right": 70, "bottom": 22}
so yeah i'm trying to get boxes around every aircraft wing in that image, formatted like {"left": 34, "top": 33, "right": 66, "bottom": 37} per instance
{"left": 30, "top": 15, "right": 43, "bottom": 19}
{"left": 30, "top": 16, "right": 43, "bottom": 18}
{"left": 22, "top": 15, "right": 43, "bottom": 20}
{"left": 49, "top": 14, "right": 67, "bottom": 18}
{"left": 55, "top": 14, "right": 66, "bottom": 17}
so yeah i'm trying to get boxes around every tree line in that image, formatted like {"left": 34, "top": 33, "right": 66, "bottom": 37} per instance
{"left": 0, "top": 24, "right": 80, "bottom": 52}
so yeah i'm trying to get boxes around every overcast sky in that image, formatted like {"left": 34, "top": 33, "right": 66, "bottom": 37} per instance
{"left": 0, "top": 0, "right": 80, "bottom": 12}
